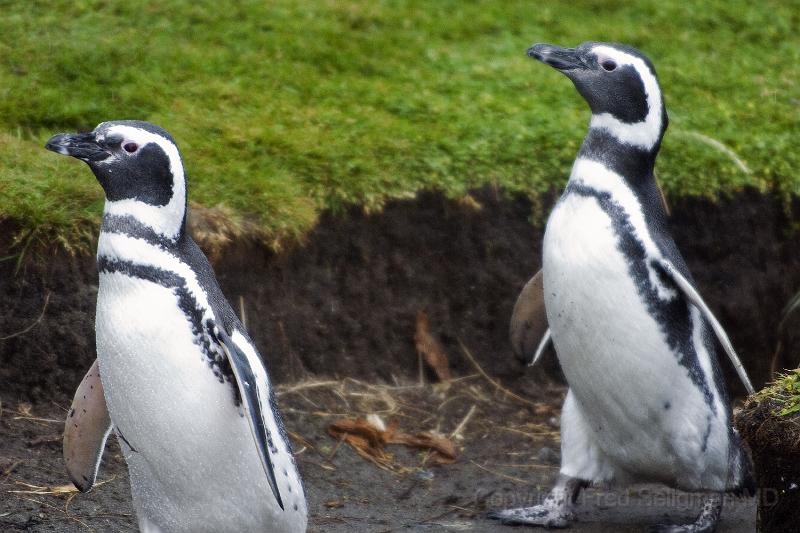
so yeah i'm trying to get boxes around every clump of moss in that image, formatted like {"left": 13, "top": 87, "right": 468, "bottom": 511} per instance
{"left": 752, "top": 371, "right": 800, "bottom": 417}
{"left": 737, "top": 388, "right": 800, "bottom": 533}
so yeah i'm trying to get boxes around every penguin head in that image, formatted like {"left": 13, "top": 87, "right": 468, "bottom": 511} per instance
{"left": 528, "top": 41, "right": 667, "bottom": 151}
{"left": 46, "top": 120, "right": 187, "bottom": 239}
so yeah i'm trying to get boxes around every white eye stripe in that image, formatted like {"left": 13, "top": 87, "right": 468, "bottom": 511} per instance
{"left": 591, "top": 46, "right": 637, "bottom": 68}
{"left": 588, "top": 45, "right": 664, "bottom": 150}
{"left": 590, "top": 45, "right": 658, "bottom": 83}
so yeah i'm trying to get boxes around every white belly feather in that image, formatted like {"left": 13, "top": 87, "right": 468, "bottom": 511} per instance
{"left": 96, "top": 271, "right": 306, "bottom": 532}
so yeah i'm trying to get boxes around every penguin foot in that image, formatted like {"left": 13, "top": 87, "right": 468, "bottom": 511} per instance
{"left": 487, "top": 474, "right": 586, "bottom": 528}
{"left": 649, "top": 493, "right": 721, "bottom": 533}
{"left": 487, "top": 505, "right": 574, "bottom": 528}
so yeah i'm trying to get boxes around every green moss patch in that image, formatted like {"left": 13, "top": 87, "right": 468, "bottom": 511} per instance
{"left": 754, "top": 372, "right": 800, "bottom": 417}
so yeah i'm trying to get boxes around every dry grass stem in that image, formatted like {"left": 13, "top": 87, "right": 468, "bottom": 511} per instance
{"left": 450, "top": 404, "right": 477, "bottom": 440}
{"left": 276, "top": 380, "right": 340, "bottom": 396}
{"left": 469, "top": 460, "right": 531, "bottom": 485}
{"left": 457, "top": 340, "right": 539, "bottom": 408}
{"left": 498, "top": 425, "right": 560, "bottom": 441}
{"left": 0, "top": 292, "right": 50, "bottom": 340}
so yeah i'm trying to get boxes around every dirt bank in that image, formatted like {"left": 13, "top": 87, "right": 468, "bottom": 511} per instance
{"left": 2, "top": 188, "right": 799, "bottom": 402}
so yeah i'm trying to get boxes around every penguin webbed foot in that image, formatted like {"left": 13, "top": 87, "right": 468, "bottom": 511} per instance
{"left": 487, "top": 505, "right": 574, "bottom": 528}
{"left": 488, "top": 474, "right": 585, "bottom": 528}
{"left": 649, "top": 493, "right": 721, "bottom": 533}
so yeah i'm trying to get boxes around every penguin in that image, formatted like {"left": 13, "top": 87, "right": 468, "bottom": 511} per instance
{"left": 490, "top": 43, "right": 755, "bottom": 532}
{"left": 46, "top": 121, "right": 307, "bottom": 533}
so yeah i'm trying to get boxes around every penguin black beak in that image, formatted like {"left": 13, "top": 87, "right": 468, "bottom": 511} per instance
{"left": 45, "top": 132, "right": 110, "bottom": 162}
{"left": 527, "top": 43, "right": 584, "bottom": 72}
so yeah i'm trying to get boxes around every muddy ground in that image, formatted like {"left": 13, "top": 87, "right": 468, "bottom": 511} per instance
{"left": 0, "top": 379, "right": 757, "bottom": 532}
{"left": 1, "top": 188, "right": 798, "bottom": 531}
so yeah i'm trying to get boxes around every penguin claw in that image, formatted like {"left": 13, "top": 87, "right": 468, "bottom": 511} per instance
{"left": 487, "top": 507, "right": 573, "bottom": 528}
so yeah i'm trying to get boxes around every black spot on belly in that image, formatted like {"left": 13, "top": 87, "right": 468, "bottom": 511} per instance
{"left": 664, "top": 401, "right": 671, "bottom": 410}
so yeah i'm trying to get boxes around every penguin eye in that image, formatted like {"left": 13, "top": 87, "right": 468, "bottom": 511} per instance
{"left": 601, "top": 60, "right": 617, "bottom": 72}
{"left": 123, "top": 142, "right": 139, "bottom": 153}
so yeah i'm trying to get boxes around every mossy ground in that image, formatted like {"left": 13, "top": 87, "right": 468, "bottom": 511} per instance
{"left": 0, "top": 0, "right": 798, "bottom": 252}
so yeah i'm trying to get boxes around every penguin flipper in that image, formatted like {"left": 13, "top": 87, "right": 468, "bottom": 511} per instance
{"left": 63, "top": 358, "right": 112, "bottom": 492}
{"left": 510, "top": 270, "right": 552, "bottom": 366}
{"left": 215, "top": 325, "right": 285, "bottom": 510}
{"left": 530, "top": 328, "right": 552, "bottom": 367}
{"left": 654, "top": 258, "right": 755, "bottom": 395}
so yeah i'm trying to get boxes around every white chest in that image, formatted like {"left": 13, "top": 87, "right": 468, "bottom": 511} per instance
{"left": 95, "top": 271, "right": 226, "bottom": 452}
{"left": 541, "top": 162, "right": 678, "bottom": 378}
{"left": 95, "top": 272, "right": 306, "bottom": 531}
{"left": 542, "top": 191, "right": 662, "bottom": 371}
{"left": 543, "top": 188, "right": 722, "bottom": 474}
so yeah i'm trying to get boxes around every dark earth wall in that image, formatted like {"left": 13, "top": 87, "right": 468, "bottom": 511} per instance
{"left": 2, "top": 188, "right": 799, "bottom": 402}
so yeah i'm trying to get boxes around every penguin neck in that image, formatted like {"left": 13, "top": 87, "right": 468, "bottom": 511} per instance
{"left": 100, "top": 178, "right": 188, "bottom": 244}
{"left": 100, "top": 188, "right": 188, "bottom": 253}
{"left": 575, "top": 127, "right": 660, "bottom": 184}
{"left": 570, "top": 128, "right": 670, "bottom": 232}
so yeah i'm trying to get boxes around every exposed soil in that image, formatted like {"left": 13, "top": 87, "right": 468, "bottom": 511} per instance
{"left": 0, "top": 187, "right": 797, "bottom": 531}
{"left": 2, "top": 188, "right": 800, "bottom": 403}
{"left": 0, "top": 379, "right": 756, "bottom": 532}
{"left": 737, "top": 395, "right": 800, "bottom": 533}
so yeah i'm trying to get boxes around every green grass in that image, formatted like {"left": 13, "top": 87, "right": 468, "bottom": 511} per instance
{"left": 0, "top": 0, "right": 798, "bottom": 251}
{"left": 756, "top": 371, "right": 800, "bottom": 416}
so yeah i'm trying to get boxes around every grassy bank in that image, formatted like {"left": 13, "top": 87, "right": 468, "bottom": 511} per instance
{"left": 0, "top": 0, "right": 797, "bottom": 251}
